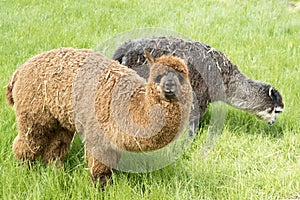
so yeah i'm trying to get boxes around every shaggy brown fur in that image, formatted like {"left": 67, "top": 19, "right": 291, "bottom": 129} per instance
{"left": 7, "top": 48, "right": 93, "bottom": 164}
{"left": 6, "top": 48, "right": 192, "bottom": 187}
{"left": 94, "top": 63, "right": 190, "bottom": 151}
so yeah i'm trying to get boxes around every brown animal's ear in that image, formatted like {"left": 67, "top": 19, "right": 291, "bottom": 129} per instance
{"left": 144, "top": 50, "right": 155, "bottom": 65}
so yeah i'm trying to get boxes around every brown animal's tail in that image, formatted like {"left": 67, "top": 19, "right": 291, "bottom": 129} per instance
{"left": 6, "top": 70, "right": 19, "bottom": 106}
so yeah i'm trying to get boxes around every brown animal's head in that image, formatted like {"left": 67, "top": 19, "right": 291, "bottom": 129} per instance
{"left": 252, "top": 86, "right": 284, "bottom": 125}
{"left": 144, "top": 50, "right": 190, "bottom": 102}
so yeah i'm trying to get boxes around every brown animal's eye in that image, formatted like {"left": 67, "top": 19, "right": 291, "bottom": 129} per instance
{"left": 177, "top": 74, "right": 184, "bottom": 84}
{"left": 155, "top": 75, "right": 163, "bottom": 83}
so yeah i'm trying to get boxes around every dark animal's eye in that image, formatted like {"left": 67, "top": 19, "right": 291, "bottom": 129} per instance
{"left": 155, "top": 75, "right": 163, "bottom": 83}
{"left": 267, "top": 108, "right": 273, "bottom": 114}
{"left": 274, "top": 107, "right": 283, "bottom": 114}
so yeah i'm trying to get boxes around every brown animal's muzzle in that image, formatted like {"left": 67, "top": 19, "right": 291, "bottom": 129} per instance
{"left": 162, "top": 72, "right": 178, "bottom": 101}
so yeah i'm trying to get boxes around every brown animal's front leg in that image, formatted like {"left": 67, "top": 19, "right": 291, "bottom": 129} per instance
{"left": 86, "top": 150, "right": 113, "bottom": 188}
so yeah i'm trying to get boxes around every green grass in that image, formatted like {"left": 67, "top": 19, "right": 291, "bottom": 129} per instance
{"left": 1, "top": 0, "right": 299, "bottom": 199}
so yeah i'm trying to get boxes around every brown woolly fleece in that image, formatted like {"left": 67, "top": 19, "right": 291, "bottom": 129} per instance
{"left": 6, "top": 48, "right": 193, "bottom": 187}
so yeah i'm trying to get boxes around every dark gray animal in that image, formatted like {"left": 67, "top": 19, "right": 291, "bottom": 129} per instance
{"left": 113, "top": 37, "right": 284, "bottom": 125}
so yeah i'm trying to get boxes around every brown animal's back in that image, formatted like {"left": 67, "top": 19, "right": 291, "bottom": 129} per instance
{"left": 10, "top": 48, "right": 112, "bottom": 132}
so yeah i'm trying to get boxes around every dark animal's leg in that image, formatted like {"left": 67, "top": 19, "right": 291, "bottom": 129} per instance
{"left": 86, "top": 150, "right": 113, "bottom": 188}
{"left": 41, "top": 127, "right": 75, "bottom": 166}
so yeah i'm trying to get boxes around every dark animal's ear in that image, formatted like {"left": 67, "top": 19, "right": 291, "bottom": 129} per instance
{"left": 144, "top": 50, "right": 155, "bottom": 65}
{"left": 269, "top": 87, "right": 278, "bottom": 102}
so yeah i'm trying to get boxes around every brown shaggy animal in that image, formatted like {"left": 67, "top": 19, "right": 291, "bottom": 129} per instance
{"left": 6, "top": 48, "right": 193, "bottom": 187}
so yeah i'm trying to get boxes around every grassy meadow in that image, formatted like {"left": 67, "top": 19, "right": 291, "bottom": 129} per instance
{"left": 0, "top": 0, "right": 299, "bottom": 199}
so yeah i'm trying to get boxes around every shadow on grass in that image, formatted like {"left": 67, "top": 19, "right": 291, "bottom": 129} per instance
{"left": 224, "top": 109, "right": 285, "bottom": 138}
{"left": 63, "top": 135, "right": 86, "bottom": 171}
{"left": 197, "top": 105, "right": 286, "bottom": 138}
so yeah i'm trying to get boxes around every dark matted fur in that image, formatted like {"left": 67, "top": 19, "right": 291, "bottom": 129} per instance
{"left": 113, "top": 37, "right": 284, "bottom": 124}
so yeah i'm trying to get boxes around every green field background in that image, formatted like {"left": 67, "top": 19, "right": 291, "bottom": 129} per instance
{"left": 0, "top": 0, "right": 299, "bottom": 199}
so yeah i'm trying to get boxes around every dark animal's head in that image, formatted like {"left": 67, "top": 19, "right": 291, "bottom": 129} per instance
{"left": 144, "top": 50, "right": 191, "bottom": 102}
{"left": 252, "top": 86, "right": 284, "bottom": 125}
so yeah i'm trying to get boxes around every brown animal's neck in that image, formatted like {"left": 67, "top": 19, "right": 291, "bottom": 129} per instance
{"left": 127, "top": 84, "right": 183, "bottom": 151}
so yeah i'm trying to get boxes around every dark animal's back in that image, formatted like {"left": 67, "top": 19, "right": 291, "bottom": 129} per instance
{"left": 112, "top": 37, "right": 232, "bottom": 118}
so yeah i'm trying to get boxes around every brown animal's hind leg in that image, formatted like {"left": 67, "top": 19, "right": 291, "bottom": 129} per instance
{"left": 41, "top": 127, "right": 75, "bottom": 166}
{"left": 13, "top": 123, "right": 49, "bottom": 162}
{"left": 13, "top": 135, "right": 41, "bottom": 162}
{"left": 86, "top": 150, "right": 113, "bottom": 188}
